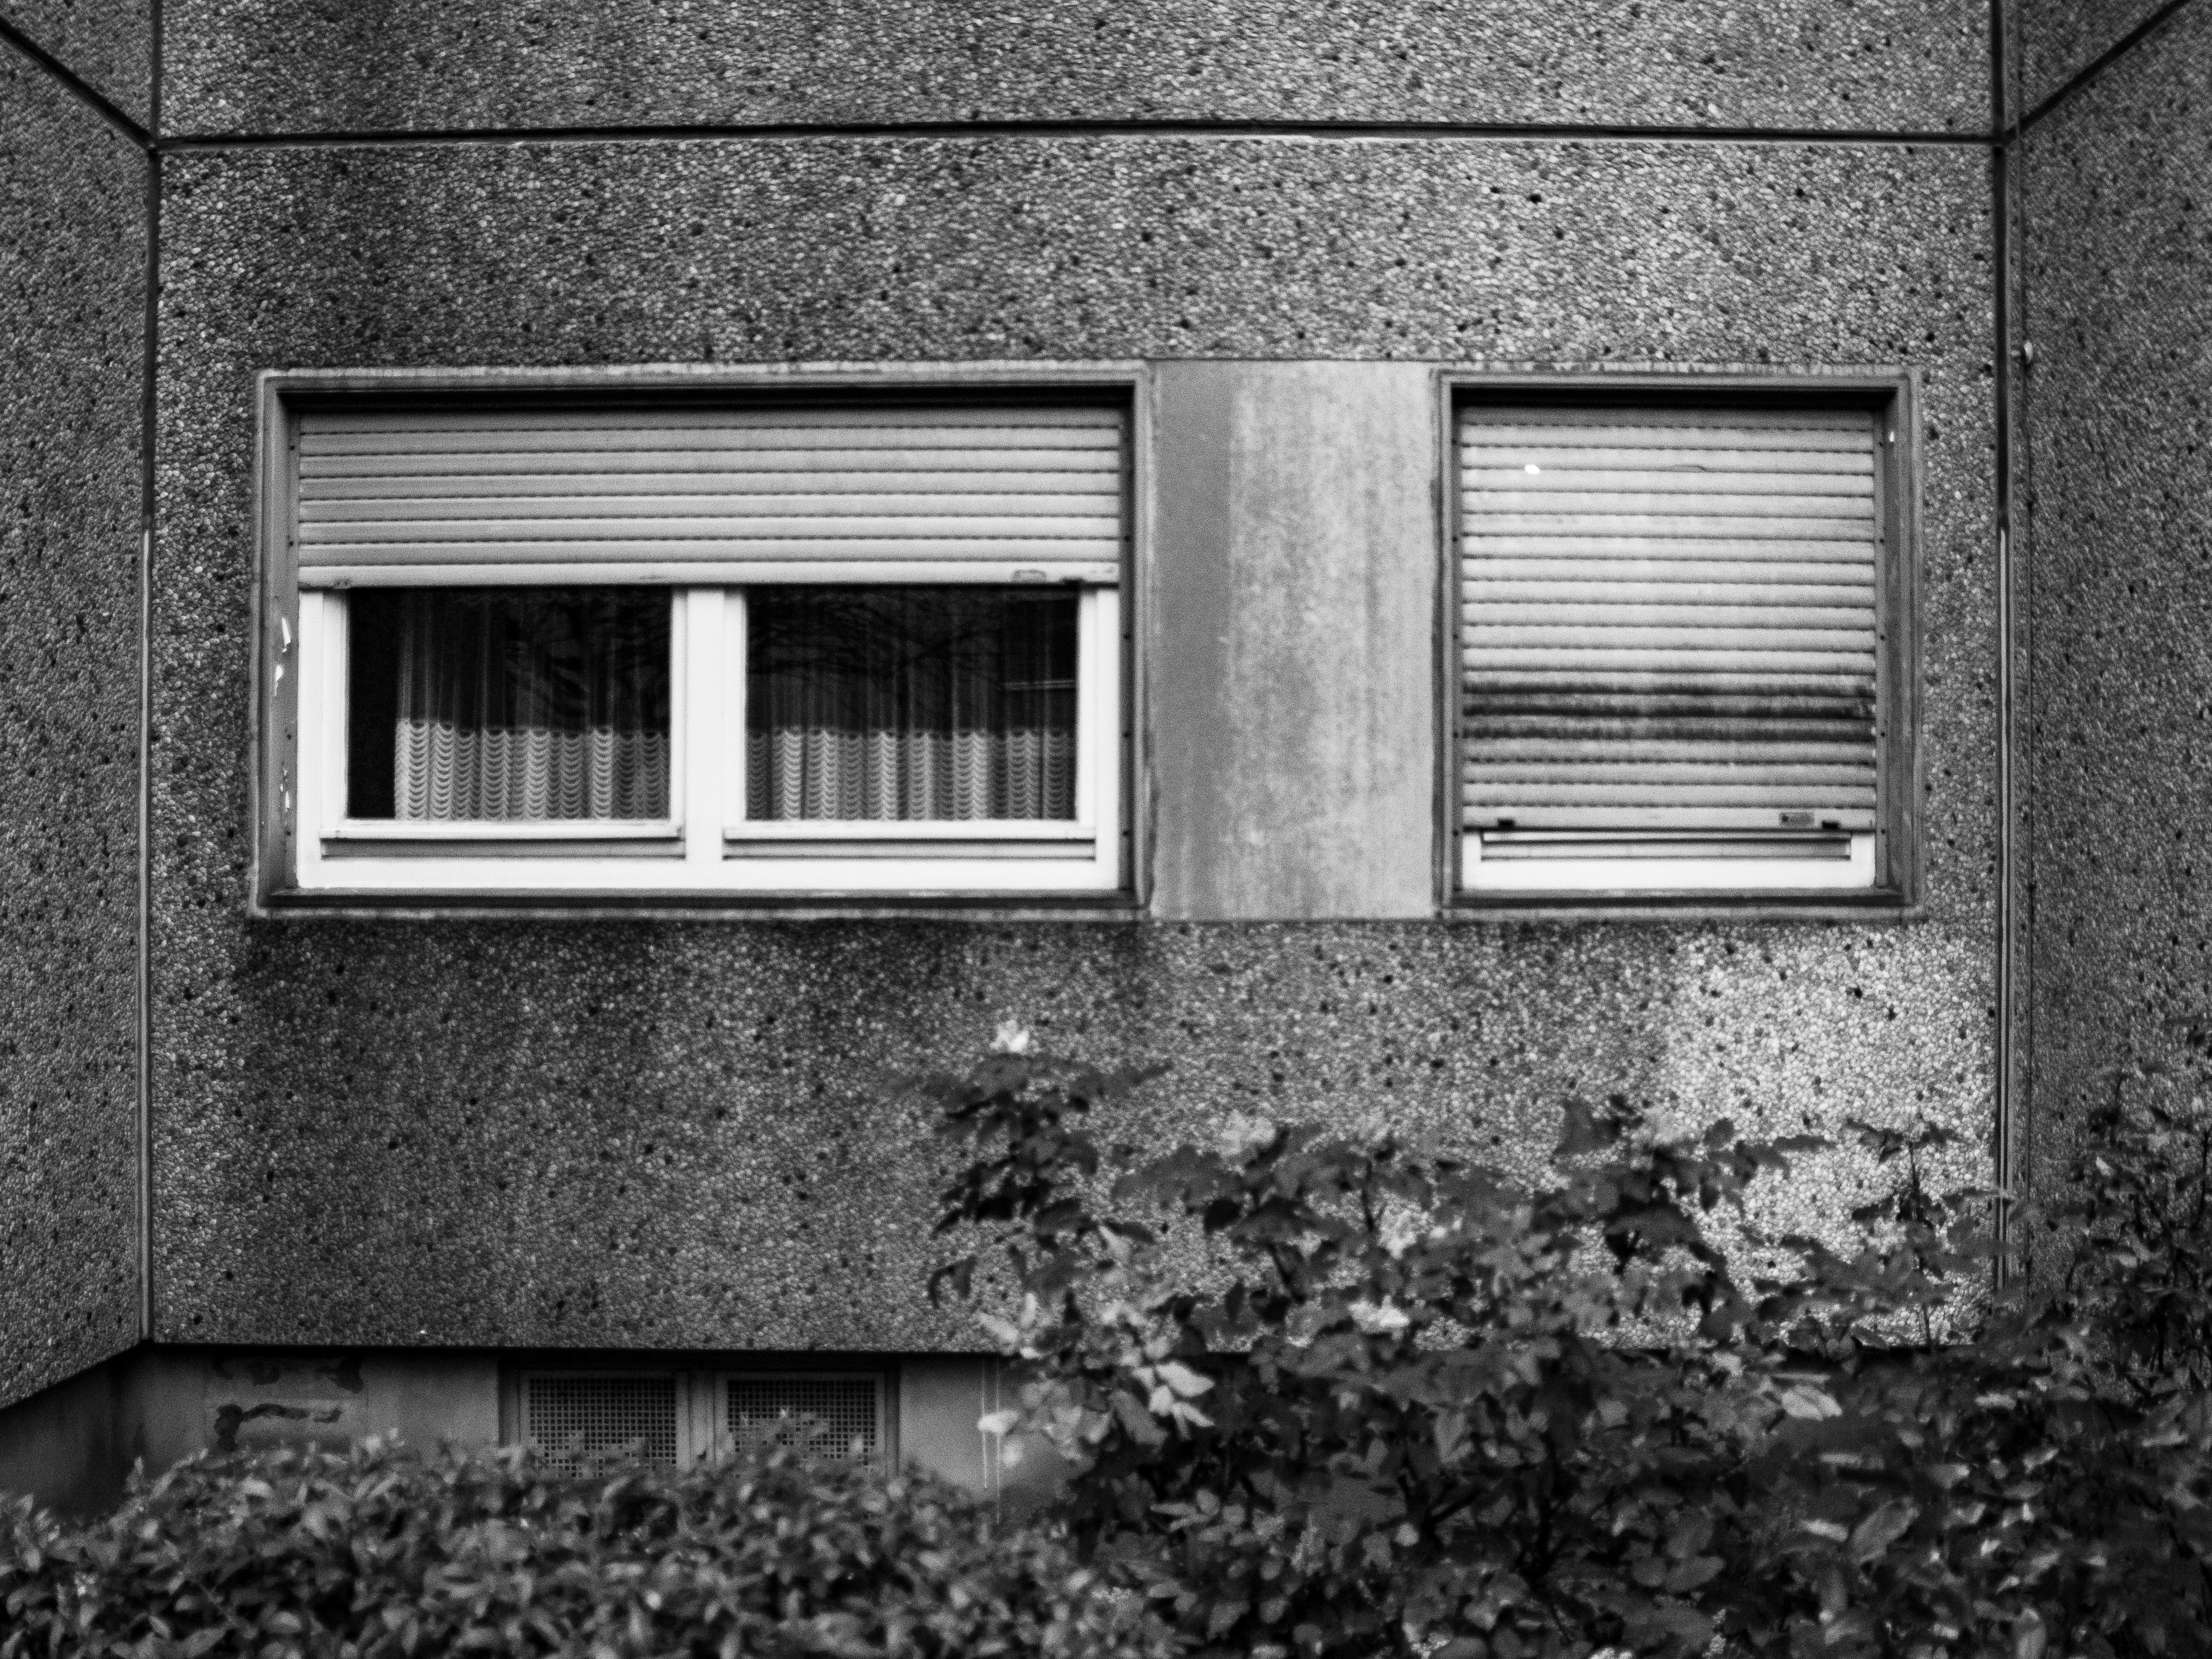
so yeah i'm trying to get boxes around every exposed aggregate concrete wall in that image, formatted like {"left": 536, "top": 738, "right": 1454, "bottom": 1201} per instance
{"left": 160, "top": 0, "right": 1989, "bottom": 138}
{"left": 154, "top": 135, "right": 1998, "bottom": 1350}
{"left": 0, "top": 0, "right": 149, "bottom": 124}
{"left": 2016, "top": 0, "right": 2179, "bottom": 115}
{"left": 0, "top": 46, "right": 145, "bottom": 1409}
{"left": 2023, "top": 5, "right": 2212, "bottom": 1190}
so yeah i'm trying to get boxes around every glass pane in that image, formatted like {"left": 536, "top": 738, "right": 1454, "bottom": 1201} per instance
{"left": 346, "top": 589, "right": 671, "bottom": 821}
{"left": 746, "top": 588, "right": 1079, "bottom": 822}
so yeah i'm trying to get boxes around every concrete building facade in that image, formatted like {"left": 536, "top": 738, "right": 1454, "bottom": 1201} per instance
{"left": 0, "top": 0, "right": 2204, "bottom": 1511}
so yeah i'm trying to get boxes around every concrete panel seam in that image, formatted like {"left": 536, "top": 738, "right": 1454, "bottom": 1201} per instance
{"left": 0, "top": 14, "right": 149, "bottom": 147}
{"left": 2008, "top": 0, "right": 2203, "bottom": 140}
{"left": 156, "top": 118, "right": 1998, "bottom": 156}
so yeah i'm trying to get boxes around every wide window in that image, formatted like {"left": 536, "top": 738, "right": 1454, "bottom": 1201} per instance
{"left": 1450, "top": 388, "right": 1917, "bottom": 904}
{"left": 266, "top": 393, "right": 1127, "bottom": 900}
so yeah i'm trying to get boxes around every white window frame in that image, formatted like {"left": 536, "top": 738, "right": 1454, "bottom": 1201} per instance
{"left": 255, "top": 367, "right": 1140, "bottom": 908}
{"left": 291, "top": 584, "right": 1121, "bottom": 896}
{"left": 1442, "top": 370, "right": 1922, "bottom": 912}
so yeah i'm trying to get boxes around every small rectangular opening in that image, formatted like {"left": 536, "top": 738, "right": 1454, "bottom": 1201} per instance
{"left": 521, "top": 1373, "right": 681, "bottom": 1475}
{"left": 723, "top": 1373, "right": 885, "bottom": 1466}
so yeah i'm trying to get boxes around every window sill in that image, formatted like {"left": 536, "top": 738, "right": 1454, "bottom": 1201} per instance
{"left": 250, "top": 889, "right": 1146, "bottom": 922}
{"left": 1445, "top": 890, "right": 1922, "bottom": 924}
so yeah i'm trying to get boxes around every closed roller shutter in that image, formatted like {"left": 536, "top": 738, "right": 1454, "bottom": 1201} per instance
{"left": 1458, "top": 405, "right": 1883, "bottom": 839}
{"left": 294, "top": 403, "right": 1125, "bottom": 588}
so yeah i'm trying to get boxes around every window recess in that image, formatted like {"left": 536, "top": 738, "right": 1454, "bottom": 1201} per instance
{"left": 1453, "top": 395, "right": 1913, "bottom": 902}
{"left": 269, "top": 396, "right": 1128, "bottom": 901}
{"left": 516, "top": 1369, "right": 888, "bottom": 1471}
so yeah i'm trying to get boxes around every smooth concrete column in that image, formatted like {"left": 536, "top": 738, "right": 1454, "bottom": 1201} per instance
{"left": 1147, "top": 360, "right": 1440, "bottom": 920}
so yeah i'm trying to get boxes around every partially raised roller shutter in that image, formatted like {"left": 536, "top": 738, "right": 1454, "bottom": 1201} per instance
{"left": 1457, "top": 406, "right": 1883, "bottom": 838}
{"left": 294, "top": 404, "right": 1126, "bottom": 588}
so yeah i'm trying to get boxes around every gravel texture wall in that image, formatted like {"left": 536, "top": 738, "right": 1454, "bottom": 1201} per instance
{"left": 0, "top": 0, "right": 149, "bottom": 124}
{"left": 153, "top": 133, "right": 1998, "bottom": 1350}
{"left": 0, "top": 46, "right": 145, "bottom": 1408}
{"left": 2022, "top": 5, "right": 2212, "bottom": 1189}
{"left": 160, "top": 0, "right": 1989, "bottom": 139}
{"left": 2016, "top": 0, "right": 2178, "bottom": 115}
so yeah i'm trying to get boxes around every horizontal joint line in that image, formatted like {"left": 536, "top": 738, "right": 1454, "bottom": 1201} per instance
{"left": 159, "top": 118, "right": 1993, "bottom": 154}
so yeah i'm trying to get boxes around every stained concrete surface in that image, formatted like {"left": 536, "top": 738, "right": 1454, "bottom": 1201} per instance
{"left": 2022, "top": 5, "right": 2212, "bottom": 1194}
{"left": 161, "top": 0, "right": 1988, "bottom": 139}
{"left": 0, "top": 0, "right": 150, "bottom": 125}
{"left": 150, "top": 134, "right": 1997, "bottom": 1352}
{"left": 0, "top": 47, "right": 144, "bottom": 1411}
{"left": 1149, "top": 360, "right": 1439, "bottom": 920}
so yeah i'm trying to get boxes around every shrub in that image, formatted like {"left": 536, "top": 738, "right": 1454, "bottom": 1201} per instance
{"left": 0, "top": 1436, "right": 1170, "bottom": 1659}
{"left": 923, "top": 1037, "right": 2212, "bottom": 1659}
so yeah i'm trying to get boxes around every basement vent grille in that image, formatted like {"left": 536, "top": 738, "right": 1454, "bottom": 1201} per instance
{"left": 726, "top": 1374, "right": 883, "bottom": 1465}
{"left": 523, "top": 1374, "right": 680, "bottom": 1474}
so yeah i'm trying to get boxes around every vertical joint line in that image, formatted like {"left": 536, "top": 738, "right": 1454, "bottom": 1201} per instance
{"left": 1990, "top": 0, "right": 2024, "bottom": 1289}
{"left": 136, "top": 0, "right": 161, "bottom": 1340}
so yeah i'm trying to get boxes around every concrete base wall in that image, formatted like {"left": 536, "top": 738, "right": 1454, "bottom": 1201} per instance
{"left": 0, "top": 1345, "right": 1047, "bottom": 1516}
{"left": 0, "top": 1356, "right": 136, "bottom": 1516}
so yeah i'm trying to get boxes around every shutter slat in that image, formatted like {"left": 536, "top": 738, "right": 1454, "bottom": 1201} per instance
{"left": 1467, "top": 581, "right": 1875, "bottom": 607}
{"left": 1467, "top": 632, "right": 1874, "bottom": 658}
{"left": 297, "top": 403, "right": 1128, "bottom": 586}
{"left": 1468, "top": 738, "right": 1875, "bottom": 764}
{"left": 1466, "top": 512, "right": 1874, "bottom": 538}
{"left": 1466, "top": 446, "right": 1873, "bottom": 474}
{"left": 303, "top": 537, "right": 1122, "bottom": 565}
{"left": 1463, "top": 538, "right": 1875, "bottom": 562}
{"left": 1459, "top": 404, "right": 1883, "bottom": 839}
{"left": 1468, "top": 806, "right": 1879, "bottom": 830}
{"left": 304, "top": 469, "right": 1119, "bottom": 498}
{"left": 1466, "top": 558, "right": 1875, "bottom": 586}
{"left": 1468, "top": 765, "right": 1874, "bottom": 788}
{"left": 1464, "top": 782, "right": 1879, "bottom": 805}
{"left": 1463, "top": 466, "right": 1873, "bottom": 493}
{"left": 1466, "top": 422, "right": 1867, "bottom": 450}
{"left": 304, "top": 404, "right": 1121, "bottom": 435}
{"left": 1467, "top": 717, "right": 1870, "bottom": 742}
{"left": 1464, "top": 603, "right": 1874, "bottom": 630}
{"left": 301, "top": 514, "right": 1119, "bottom": 542}
{"left": 303, "top": 493, "right": 1120, "bottom": 523}
{"left": 1469, "top": 492, "right": 1873, "bottom": 519}
{"left": 1466, "top": 692, "right": 1872, "bottom": 718}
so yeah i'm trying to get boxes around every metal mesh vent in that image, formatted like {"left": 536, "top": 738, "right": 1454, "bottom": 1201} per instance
{"left": 727, "top": 1375, "right": 881, "bottom": 1464}
{"left": 524, "top": 1374, "right": 680, "bottom": 1473}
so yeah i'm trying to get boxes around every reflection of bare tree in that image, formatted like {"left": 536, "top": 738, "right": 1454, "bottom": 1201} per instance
{"left": 349, "top": 588, "right": 672, "bottom": 821}
{"left": 748, "top": 588, "right": 1079, "bottom": 822}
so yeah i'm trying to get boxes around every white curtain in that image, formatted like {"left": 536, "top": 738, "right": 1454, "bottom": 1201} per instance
{"left": 390, "top": 590, "right": 669, "bottom": 821}
{"left": 746, "top": 590, "right": 1078, "bottom": 822}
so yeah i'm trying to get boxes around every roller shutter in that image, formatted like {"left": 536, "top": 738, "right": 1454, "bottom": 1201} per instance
{"left": 294, "top": 404, "right": 1125, "bottom": 588}
{"left": 1457, "top": 405, "right": 1884, "bottom": 838}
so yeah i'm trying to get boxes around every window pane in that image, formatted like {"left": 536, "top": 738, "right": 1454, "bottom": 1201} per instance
{"left": 346, "top": 589, "right": 671, "bottom": 821}
{"left": 746, "top": 588, "right": 1079, "bottom": 822}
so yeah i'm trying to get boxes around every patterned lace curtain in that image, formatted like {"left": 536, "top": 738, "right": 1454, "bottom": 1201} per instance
{"left": 352, "top": 589, "right": 670, "bottom": 820}
{"left": 747, "top": 589, "right": 1078, "bottom": 821}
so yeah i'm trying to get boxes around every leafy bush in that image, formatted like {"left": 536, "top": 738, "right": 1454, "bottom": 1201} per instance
{"left": 0, "top": 1436, "right": 1169, "bottom": 1659}
{"left": 924, "top": 1034, "right": 2212, "bottom": 1659}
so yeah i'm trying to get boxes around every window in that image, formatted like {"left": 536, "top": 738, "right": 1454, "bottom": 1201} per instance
{"left": 262, "top": 388, "right": 1128, "bottom": 902}
{"left": 1449, "top": 384, "right": 1917, "bottom": 904}
{"left": 516, "top": 1368, "right": 887, "bottom": 1470}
